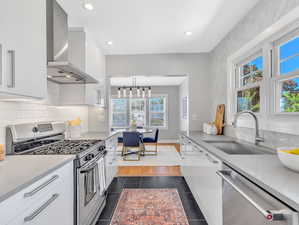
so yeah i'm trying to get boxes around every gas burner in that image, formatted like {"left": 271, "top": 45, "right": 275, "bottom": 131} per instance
{"left": 27, "top": 139, "right": 103, "bottom": 155}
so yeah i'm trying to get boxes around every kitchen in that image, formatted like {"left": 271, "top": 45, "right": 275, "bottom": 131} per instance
{"left": 2, "top": 0, "right": 299, "bottom": 225}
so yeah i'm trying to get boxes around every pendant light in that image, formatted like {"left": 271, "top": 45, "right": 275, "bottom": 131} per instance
{"left": 129, "top": 88, "right": 133, "bottom": 98}
{"left": 148, "top": 87, "right": 152, "bottom": 98}
{"left": 123, "top": 88, "right": 126, "bottom": 97}
{"left": 118, "top": 87, "right": 121, "bottom": 98}
{"left": 142, "top": 88, "right": 145, "bottom": 98}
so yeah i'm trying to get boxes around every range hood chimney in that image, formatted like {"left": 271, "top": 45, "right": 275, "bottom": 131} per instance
{"left": 46, "top": 0, "right": 98, "bottom": 84}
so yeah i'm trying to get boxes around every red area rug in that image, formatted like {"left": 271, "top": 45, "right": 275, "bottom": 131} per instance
{"left": 110, "top": 189, "right": 189, "bottom": 225}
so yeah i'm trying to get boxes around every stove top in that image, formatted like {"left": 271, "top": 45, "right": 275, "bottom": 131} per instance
{"left": 23, "top": 139, "right": 104, "bottom": 155}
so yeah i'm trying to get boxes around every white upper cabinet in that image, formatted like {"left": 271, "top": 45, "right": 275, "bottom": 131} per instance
{"left": 0, "top": 0, "right": 47, "bottom": 99}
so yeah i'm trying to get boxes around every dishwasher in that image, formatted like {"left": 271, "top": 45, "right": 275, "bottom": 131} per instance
{"left": 217, "top": 165, "right": 298, "bottom": 225}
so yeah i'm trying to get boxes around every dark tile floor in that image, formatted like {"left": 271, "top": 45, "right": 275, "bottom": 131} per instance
{"left": 97, "top": 176, "right": 208, "bottom": 225}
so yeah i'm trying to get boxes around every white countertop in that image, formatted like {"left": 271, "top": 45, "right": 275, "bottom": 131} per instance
{"left": 182, "top": 131, "right": 299, "bottom": 211}
{"left": 0, "top": 155, "right": 75, "bottom": 203}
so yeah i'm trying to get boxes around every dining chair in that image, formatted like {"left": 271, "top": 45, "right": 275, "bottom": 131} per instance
{"left": 142, "top": 129, "right": 159, "bottom": 155}
{"left": 122, "top": 131, "right": 143, "bottom": 161}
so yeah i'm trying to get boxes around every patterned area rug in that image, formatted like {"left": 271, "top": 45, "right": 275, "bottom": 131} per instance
{"left": 110, "top": 189, "right": 189, "bottom": 225}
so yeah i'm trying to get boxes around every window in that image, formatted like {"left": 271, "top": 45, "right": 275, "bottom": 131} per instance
{"left": 239, "top": 56, "right": 263, "bottom": 87}
{"left": 111, "top": 96, "right": 168, "bottom": 128}
{"left": 279, "top": 37, "right": 299, "bottom": 75}
{"left": 130, "top": 99, "right": 146, "bottom": 127}
{"left": 149, "top": 97, "right": 167, "bottom": 127}
{"left": 111, "top": 99, "right": 128, "bottom": 127}
{"left": 237, "top": 87, "right": 260, "bottom": 112}
{"left": 235, "top": 54, "right": 263, "bottom": 112}
{"left": 274, "top": 32, "right": 299, "bottom": 113}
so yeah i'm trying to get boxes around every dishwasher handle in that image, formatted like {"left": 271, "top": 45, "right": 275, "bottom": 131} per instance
{"left": 217, "top": 170, "right": 285, "bottom": 221}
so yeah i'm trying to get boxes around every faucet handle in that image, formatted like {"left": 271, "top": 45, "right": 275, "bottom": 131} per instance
{"left": 256, "top": 136, "right": 265, "bottom": 143}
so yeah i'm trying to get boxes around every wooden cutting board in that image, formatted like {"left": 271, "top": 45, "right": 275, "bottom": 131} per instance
{"left": 214, "top": 104, "right": 225, "bottom": 135}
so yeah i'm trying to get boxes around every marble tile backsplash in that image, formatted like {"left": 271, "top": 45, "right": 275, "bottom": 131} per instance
{"left": 0, "top": 101, "right": 88, "bottom": 145}
{"left": 225, "top": 125, "right": 299, "bottom": 149}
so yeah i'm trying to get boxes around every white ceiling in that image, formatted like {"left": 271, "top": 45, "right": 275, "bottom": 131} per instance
{"left": 58, "top": 0, "right": 260, "bottom": 55}
{"left": 110, "top": 76, "right": 187, "bottom": 86}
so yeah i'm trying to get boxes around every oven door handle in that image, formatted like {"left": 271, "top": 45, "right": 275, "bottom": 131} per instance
{"left": 217, "top": 170, "right": 285, "bottom": 221}
{"left": 80, "top": 163, "right": 97, "bottom": 174}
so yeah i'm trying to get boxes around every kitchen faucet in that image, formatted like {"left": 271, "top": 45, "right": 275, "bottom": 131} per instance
{"left": 233, "top": 110, "right": 264, "bottom": 145}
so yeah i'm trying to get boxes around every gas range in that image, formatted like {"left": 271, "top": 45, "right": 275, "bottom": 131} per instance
{"left": 6, "top": 122, "right": 106, "bottom": 167}
{"left": 6, "top": 121, "right": 108, "bottom": 225}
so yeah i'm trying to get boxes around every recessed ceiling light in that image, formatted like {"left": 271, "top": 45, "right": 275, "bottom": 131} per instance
{"left": 107, "top": 41, "right": 113, "bottom": 46}
{"left": 66, "top": 75, "right": 72, "bottom": 79}
{"left": 184, "top": 31, "right": 193, "bottom": 36}
{"left": 83, "top": 2, "right": 94, "bottom": 11}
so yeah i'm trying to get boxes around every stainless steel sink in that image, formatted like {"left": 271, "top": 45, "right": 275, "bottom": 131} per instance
{"left": 205, "top": 141, "right": 275, "bottom": 155}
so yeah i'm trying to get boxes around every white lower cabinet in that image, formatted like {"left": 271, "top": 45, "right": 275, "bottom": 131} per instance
{"left": 180, "top": 136, "right": 223, "bottom": 225}
{"left": 1, "top": 161, "right": 74, "bottom": 225}
{"left": 105, "top": 135, "right": 118, "bottom": 188}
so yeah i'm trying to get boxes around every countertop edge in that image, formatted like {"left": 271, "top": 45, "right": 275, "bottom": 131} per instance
{"left": 0, "top": 156, "right": 75, "bottom": 204}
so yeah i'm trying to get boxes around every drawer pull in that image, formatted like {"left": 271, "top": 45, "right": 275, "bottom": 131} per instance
{"left": 24, "top": 175, "right": 59, "bottom": 198}
{"left": 205, "top": 153, "right": 218, "bottom": 164}
{"left": 24, "top": 194, "right": 59, "bottom": 222}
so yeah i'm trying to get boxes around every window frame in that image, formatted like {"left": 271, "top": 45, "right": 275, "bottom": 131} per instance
{"left": 110, "top": 94, "right": 169, "bottom": 129}
{"left": 273, "top": 28, "right": 299, "bottom": 114}
{"left": 111, "top": 98, "right": 129, "bottom": 128}
{"left": 149, "top": 95, "right": 168, "bottom": 129}
{"left": 234, "top": 51, "right": 264, "bottom": 114}
{"left": 129, "top": 98, "right": 147, "bottom": 127}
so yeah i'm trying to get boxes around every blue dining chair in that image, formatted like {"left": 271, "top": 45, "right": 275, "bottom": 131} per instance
{"left": 142, "top": 129, "right": 159, "bottom": 155}
{"left": 122, "top": 131, "right": 143, "bottom": 161}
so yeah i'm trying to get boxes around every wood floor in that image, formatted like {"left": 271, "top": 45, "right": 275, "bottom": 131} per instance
{"left": 117, "top": 143, "right": 182, "bottom": 177}
{"left": 117, "top": 166, "right": 181, "bottom": 176}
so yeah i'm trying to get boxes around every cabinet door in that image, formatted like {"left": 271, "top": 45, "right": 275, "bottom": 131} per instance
{"left": 105, "top": 136, "right": 118, "bottom": 188}
{"left": 0, "top": 0, "right": 47, "bottom": 99}
{"left": 181, "top": 140, "right": 222, "bottom": 225}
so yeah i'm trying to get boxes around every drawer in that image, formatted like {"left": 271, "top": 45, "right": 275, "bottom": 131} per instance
{"left": 0, "top": 161, "right": 73, "bottom": 225}
{"left": 6, "top": 177, "right": 73, "bottom": 225}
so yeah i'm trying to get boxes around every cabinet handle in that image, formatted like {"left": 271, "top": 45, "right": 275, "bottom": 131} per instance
{"left": 205, "top": 153, "right": 218, "bottom": 164}
{"left": 24, "top": 175, "right": 59, "bottom": 198}
{"left": 6, "top": 50, "right": 15, "bottom": 88}
{"left": 24, "top": 194, "right": 59, "bottom": 222}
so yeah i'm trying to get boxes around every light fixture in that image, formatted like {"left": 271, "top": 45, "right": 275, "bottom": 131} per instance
{"left": 107, "top": 41, "right": 113, "bottom": 46}
{"left": 184, "top": 31, "right": 192, "bottom": 36}
{"left": 137, "top": 87, "right": 140, "bottom": 97}
{"left": 129, "top": 88, "right": 133, "bottom": 98}
{"left": 117, "top": 77, "right": 152, "bottom": 98}
{"left": 47, "top": 75, "right": 53, "bottom": 78}
{"left": 66, "top": 75, "right": 72, "bottom": 79}
{"left": 142, "top": 88, "right": 145, "bottom": 98}
{"left": 82, "top": 1, "right": 94, "bottom": 11}
{"left": 118, "top": 87, "right": 121, "bottom": 98}
{"left": 148, "top": 87, "right": 152, "bottom": 98}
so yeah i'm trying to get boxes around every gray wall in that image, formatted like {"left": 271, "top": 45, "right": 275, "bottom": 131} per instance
{"left": 209, "top": 0, "right": 299, "bottom": 121}
{"left": 110, "top": 86, "right": 180, "bottom": 139}
{"left": 106, "top": 53, "right": 212, "bottom": 132}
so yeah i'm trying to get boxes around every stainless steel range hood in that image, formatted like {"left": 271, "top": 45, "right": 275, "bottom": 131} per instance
{"left": 46, "top": 0, "right": 98, "bottom": 84}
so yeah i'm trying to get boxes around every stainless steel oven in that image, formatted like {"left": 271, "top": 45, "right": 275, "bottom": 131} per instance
{"left": 77, "top": 152, "right": 107, "bottom": 225}
{"left": 217, "top": 165, "right": 298, "bottom": 225}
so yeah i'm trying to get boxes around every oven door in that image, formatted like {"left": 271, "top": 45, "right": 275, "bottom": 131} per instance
{"left": 77, "top": 155, "right": 106, "bottom": 225}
